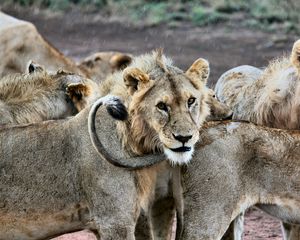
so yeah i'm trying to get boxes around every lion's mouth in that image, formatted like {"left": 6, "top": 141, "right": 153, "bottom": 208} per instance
{"left": 169, "top": 146, "right": 191, "bottom": 152}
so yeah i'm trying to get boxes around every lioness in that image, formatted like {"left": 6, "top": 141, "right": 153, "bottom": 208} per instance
{"left": 0, "top": 11, "right": 131, "bottom": 82}
{"left": 215, "top": 39, "right": 300, "bottom": 239}
{"left": 181, "top": 120, "right": 300, "bottom": 240}
{"left": 0, "top": 61, "right": 100, "bottom": 124}
{"left": 0, "top": 96, "right": 167, "bottom": 240}
{"left": 215, "top": 39, "right": 300, "bottom": 129}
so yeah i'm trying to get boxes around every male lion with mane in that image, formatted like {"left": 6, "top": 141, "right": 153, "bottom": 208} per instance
{"left": 99, "top": 49, "right": 210, "bottom": 165}
{"left": 97, "top": 49, "right": 232, "bottom": 239}
{"left": 215, "top": 39, "right": 300, "bottom": 239}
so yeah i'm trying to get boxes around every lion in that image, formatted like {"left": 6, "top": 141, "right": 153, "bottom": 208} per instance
{"left": 0, "top": 11, "right": 132, "bottom": 82}
{"left": 0, "top": 95, "right": 168, "bottom": 240}
{"left": 0, "top": 61, "right": 100, "bottom": 124}
{"left": 132, "top": 119, "right": 300, "bottom": 240}
{"left": 0, "top": 47, "right": 216, "bottom": 239}
{"left": 0, "top": 84, "right": 217, "bottom": 240}
{"left": 99, "top": 49, "right": 211, "bottom": 165}
{"left": 215, "top": 39, "right": 300, "bottom": 129}
{"left": 214, "top": 39, "right": 300, "bottom": 239}
{"left": 180, "top": 120, "right": 300, "bottom": 240}
{"left": 97, "top": 51, "right": 211, "bottom": 237}
{"left": 97, "top": 50, "right": 232, "bottom": 240}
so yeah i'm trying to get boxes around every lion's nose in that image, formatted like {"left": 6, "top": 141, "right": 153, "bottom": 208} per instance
{"left": 172, "top": 134, "right": 192, "bottom": 144}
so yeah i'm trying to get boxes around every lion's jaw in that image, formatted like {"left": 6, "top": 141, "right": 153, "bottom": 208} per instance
{"left": 163, "top": 146, "right": 194, "bottom": 165}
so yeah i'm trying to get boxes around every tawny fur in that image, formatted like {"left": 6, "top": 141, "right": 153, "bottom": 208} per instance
{"left": 0, "top": 68, "right": 99, "bottom": 124}
{"left": 0, "top": 100, "right": 164, "bottom": 240}
{"left": 101, "top": 51, "right": 232, "bottom": 239}
{"left": 215, "top": 39, "right": 300, "bottom": 240}
{"left": 99, "top": 50, "right": 213, "bottom": 217}
{"left": 178, "top": 121, "right": 300, "bottom": 239}
{"left": 100, "top": 50, "right": 210, "bottom": 158}
{"left": 215, "top": 39, "right": 300, "bottom": 130}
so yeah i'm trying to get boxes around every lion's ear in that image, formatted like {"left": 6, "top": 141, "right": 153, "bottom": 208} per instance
{"left": 186, "top": 58, "right": 210, "bottom": 87}
{"left": 66, "top": 83, "right": 91, "bottom": 102}
{"left": 110, "top": 53, "right": 132, "bottom": 70}
{"left": 27, "top": 60, "right": 44, "bottom": 74}
{"left": 81, "top": 59, "right": 94, "bottom": 68}
{"left": 205, "top": 89, "right": 233, "bottom": 121}
{"left": 66, "top": 83, "right": 92, "bottom": 111}
{"left": 123, "top": 67, "right": 150, "bottom": 95}
{"left": 291, "top": 39, "right": 300, "bottom": 74}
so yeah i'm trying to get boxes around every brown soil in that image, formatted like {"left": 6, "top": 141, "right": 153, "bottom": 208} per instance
{"left": 2, "top": 7, "right": 293, "bottom": 239}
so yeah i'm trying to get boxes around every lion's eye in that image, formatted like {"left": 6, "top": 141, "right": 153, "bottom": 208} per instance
{"left": 156, "top": 102, "right": 168, "bottom": 112}
{"left": 187, "top": 97, "right": 196, "bottom": 107}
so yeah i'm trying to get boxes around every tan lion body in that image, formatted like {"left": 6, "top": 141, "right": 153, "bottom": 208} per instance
{"left": 215, "top": 40, "right": 300, "bottom": 239}
{"left": 0, "top": 100, "right": 151, "bottom": 240}
{"left": 182, "top": 121, "right": 300, "bottom": 240}
{"left": 0, "top": 12, "right": 131, "bottom": 82}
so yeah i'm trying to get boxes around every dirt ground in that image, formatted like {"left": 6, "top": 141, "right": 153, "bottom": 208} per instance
{"left": 2, "top": 7, "right": 296, "bottom": 239}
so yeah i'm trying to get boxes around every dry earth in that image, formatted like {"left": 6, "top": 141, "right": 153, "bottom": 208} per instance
{"left": 1, "top": 7, "right": 296, "bottom": 239}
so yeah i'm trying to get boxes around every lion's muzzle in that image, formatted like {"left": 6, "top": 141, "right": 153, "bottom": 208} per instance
{"left": 172, "top": 134, "right": 192, "bottom": 144}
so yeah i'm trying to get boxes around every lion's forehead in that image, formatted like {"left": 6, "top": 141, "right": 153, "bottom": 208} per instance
{"left": 148, "top": 74, "right": 202, "bottom": 100}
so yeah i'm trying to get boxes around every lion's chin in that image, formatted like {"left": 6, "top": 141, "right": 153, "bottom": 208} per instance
{"left": 163, "top": 147, "right": 194, "bottom": 165}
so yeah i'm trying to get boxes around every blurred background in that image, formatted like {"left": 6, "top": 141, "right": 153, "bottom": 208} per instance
{"left": 1, "top": 1, "right": 299, "bottom": 239}
{"left": 1, "top": 0, "right": 299, "bottom": 86}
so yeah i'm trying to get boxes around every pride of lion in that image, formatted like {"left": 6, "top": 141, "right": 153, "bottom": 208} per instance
{"left": 2, "top": 10, "right": 300, "bottom": 240}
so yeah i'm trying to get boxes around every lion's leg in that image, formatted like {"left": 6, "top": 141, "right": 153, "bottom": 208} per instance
{"left": 282, "top": 222, "right": 292, "bottom": 240}
{"left": 94, "top": 221, "right": 136, "bottom": 240}
{"left": 82, "top": 170, "right": 139, "bottom": 240}
{"left": 89, "top": 229, "right": 101, "bottom": 240}
{"left": 221, "top": 222, "right": 235, "bottom": 240}
{"left": 135, "top": 210, "right": 153, "bottom": 240}
{"left": 150, "top": 196, "right": 176, "bottom": 240}
{"left": 281, "top": 222, "right": 300, "bottom": 240}
{"left": 233, "top": 212, "right": 244, "bottom": 240}
{"left": 221, "top": 213, "right": 244, "bottom": 240}
{"left": 181, "top": 173, "right": 241, "bottom": 240}
{"left": 291, "top": 39, "right": 300, "bottom": 74}
{"left": 182, "top": 196, "right": 233, "bottom": 240}
{"left": 134, "top": 197, "right": 175, "bottom": 240}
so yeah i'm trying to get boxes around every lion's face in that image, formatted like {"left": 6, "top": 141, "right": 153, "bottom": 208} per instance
{"left": 124, "top": 58, "right": 210, "bottom": 165}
